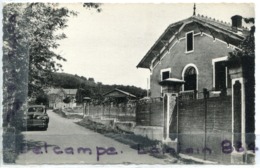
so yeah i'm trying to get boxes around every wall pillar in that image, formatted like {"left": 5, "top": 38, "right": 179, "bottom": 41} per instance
{"left": 231, "top": 77, "right": 246, "bottom": 163}
{"left": 83, "top": 102, "right": 87, "bottom": 117}
{"left": 159, "top": 78, "right": 184, "bottom": 149}
{"left": 163, "top": 93, "right": 177, "bottom": 142}
{"left": 83, "top": 98, "right": 91, "bottom": 117}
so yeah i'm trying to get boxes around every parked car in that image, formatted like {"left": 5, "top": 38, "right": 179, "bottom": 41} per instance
{"left": 23, "top": 105, "right": 49, "bottom": 131}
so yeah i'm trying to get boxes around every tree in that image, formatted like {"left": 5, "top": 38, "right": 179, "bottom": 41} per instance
{"left": 3, "top": 3, "right": 77, "bottom": 105}
{"left": 35, "top": 93, "right": 49, "bottom": 106}
{"left": 228, "top": 17, "right": 255, "bottom": 67}
{"left": 2, "top": 3, "right": 100, "bottom": 163}
{"left": 88, "top": 77, "right": 95, "bottom": 82}
{"left": 228, "top": 17, "right": 255, "bottom": 147}
{"left": 2, "top": 3, "right": 75, "bottom": 162}
{"left": 63, "top": 96, "right": 71, "bottom": 104}
{"left": 83, "top": 3, "right": 102, "bottom": 12}
{"left": 228, "top": 18, "right": 254, "bottom": 95}
{"left": 76, "top": 87, "right": 93, "bottom": 103}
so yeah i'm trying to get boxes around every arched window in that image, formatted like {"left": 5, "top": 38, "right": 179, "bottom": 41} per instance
{"left": 184, "top": 67, "right": 197, "bottom": 91}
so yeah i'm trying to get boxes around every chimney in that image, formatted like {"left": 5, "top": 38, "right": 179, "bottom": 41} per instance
{"left": 231, "top": 15, "right": 242, "bottom": 28}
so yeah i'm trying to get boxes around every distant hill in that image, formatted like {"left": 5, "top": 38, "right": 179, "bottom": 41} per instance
{"left": 49, "top": 72, "right": 96, "bottom": 89}
{"left": 48, "top": 72, "right": 147, "bottom": 102}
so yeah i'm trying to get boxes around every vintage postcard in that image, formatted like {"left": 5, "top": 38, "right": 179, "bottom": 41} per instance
{"left": 1, "top": 1, "right": 257, "bottom": 166}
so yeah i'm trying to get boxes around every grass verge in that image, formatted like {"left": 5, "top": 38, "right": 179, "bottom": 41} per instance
{"left": 76, "top": 117, "right": 204, "bottom": 164}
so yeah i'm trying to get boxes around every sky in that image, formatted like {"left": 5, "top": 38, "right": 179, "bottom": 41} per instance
{"left": 55, "top": 3, "right": 255, "bottom": 89}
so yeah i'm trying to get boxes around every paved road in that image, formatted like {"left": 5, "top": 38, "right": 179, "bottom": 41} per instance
{"left": 16, "top": 110, "right": 167, "bottom": 164}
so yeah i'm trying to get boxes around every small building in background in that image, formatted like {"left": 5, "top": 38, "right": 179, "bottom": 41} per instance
{"left": 45, "top": 88, "right": 77, "bottom": 109}
{"left": 103, "top": 88, "right": 137, "bottom": 105}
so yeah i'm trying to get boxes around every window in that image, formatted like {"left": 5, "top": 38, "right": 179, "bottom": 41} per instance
{"left": 160, "top": 68, "right": 171, "bottom": 96}
{"left": 214, "top": 61, "right": 231, "bottom": 91}
{"left": 184, "top": 67, "right": 197, "bottom": 91}
{"left": 162, "top": 71, "right": 170, "bottom": 80}
{"left": 186, "top": 32, "right": 194, "bottom": 52}
{"left": 161, "top": 68, "right": 171, "bottom": 81}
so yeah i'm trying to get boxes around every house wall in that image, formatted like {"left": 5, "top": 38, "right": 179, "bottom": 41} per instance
{"left": 48, "top": 94, "right": 57, "bottom": 108}
{"left": 150, "top": 34, "right": 234, "bottom": 98}
{"left": 47, "top": 89, "right": 77, "bottom": 108}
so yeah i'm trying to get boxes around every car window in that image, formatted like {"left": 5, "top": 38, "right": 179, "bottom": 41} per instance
{"left": 28, "top": 107, "right": 44, "bottom": 113}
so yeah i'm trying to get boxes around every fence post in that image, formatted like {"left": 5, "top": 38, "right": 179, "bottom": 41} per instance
{"left": 176, "top": 96, "right": 179, "bottom": 145}
{"left": 135, "top": 102, "right": 138, "bottom": 124}
{"left": 88, "top": 102, "right": 90, "bottom": 116}
{"left": 102, "top": 103, "right": 104, "bottom": 118}
{"left": 149, "top": 100, "right": 152, "bottom": 126}
{"left": 117, "top": 105, "right": 119, "bottom": 119}
{"left": 109, "top": 103, "right": 111, "bottom": 118}
{"left": 203, "top": 88, "right": 209, "bottom": 160}
{"left": 125, "top": 103, "right": 127, "bottom": 118}
{"left": 83, "top": 103, "right": 86, "bottom": 116}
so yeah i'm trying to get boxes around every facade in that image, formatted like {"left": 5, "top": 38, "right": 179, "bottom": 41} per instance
{"left": 136, "top": 13, "right": 254, "bottom": 163}
{"left": 137, "top": 14, "right": 249, "bottom": 99}
{"left": 46, "top": 88, "right": 77, "bottom": 109}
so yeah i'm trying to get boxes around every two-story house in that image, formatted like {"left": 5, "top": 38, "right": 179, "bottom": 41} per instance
{"left": 137, "top": 14, "right": 249, "bottom": 98}
{"left": 136, "top": 11, "right": 254, "bottom": 163}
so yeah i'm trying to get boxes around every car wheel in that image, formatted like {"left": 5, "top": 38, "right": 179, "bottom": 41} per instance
{"left": 42, "top": 126, "right": 48, "bottom": 131}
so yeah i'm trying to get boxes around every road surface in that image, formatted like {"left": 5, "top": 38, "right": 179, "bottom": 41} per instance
{"left": 16, "top": 110, "right": 167, "bottom": 164}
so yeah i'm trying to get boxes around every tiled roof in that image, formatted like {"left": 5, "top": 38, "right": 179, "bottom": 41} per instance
{"left": 46, "top": 88, "right": 77, "bottom": 95}
{"left": 63, "top": 89, "right": 77, "bottom": 95}
{"left": 103, "top": 88, "right": 137, "bottom": 98}
{"left": 193, "top": 14, "right": 249, "bottom": 37}
{"left": 194, "top": 14, "right": 249, "bottom": 32}
{"left": 45, "top": 88, "right": 60, "bottom": 94}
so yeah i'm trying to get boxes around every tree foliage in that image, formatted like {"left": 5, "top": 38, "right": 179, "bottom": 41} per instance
{"left": 2, "top": 3, "right": 75, "bottom": 162}
{"left": 63, "top": 96, "right": 71, "bottom": 104}
{"left": 83, "top": 3, "right": 102, "bottom": 12}
{"left": 2, "top": 3, "right": 101, "bottom": 163}
{"left": 228, "top": 17, "right": 255, "bottom": 137}
{"left": 35, "top": 93, "right": 49, "bottom": 106}
{"left": 3, "top": 3, "right": 76, "bottom": 124}
{"left": 228, "top": 17, "right": 255, "bottom": 67}
{"left": 48, "top": 72, "right": 147, "bottom": 103}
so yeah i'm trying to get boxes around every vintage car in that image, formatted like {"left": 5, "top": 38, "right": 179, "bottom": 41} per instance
{"left": 23, "top": 105, "right": 49, "bottom": 130}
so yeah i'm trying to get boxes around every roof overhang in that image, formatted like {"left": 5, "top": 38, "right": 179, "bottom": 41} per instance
{"left": 83, "top": 97, "right": 91, "bottom": 100}
{"left": 103, "top": 89, "right": 137, "bottom": 98}
{"left": 136, "top": 21, "right": 185, "bottom": 69}
{"left": 137, "top": 16, "right": 248, "bottom": 69}
{"left": 159, "top": 78, "right": 185, "bottom": 86}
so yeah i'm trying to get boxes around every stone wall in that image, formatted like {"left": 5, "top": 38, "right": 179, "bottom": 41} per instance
{"left": 177, "top": 96, "right": 232, "bottom": 163}
{"left": 136, "top": 98, "right": 163, "bottom": 126}
{"left": 86, "top": 102, "right": 136, "bottom": 122}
